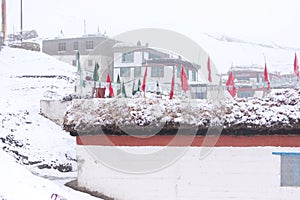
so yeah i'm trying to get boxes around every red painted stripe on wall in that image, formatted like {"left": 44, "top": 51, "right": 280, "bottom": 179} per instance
{"left": 76, "top": 135, "right": 300, "bottom": 147}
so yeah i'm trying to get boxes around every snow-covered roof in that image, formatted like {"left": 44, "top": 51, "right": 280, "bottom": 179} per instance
{"left": 144, "top": 58, "right": 200, "bottom": 70}
{"left": 113, "top": 42, "right": 139, "bottom": 48}
{"left": 230, "top": 65, "right": 264, "bottom": 72}
{"left": 43, "top": 33, "right": 109, "bottom": 41}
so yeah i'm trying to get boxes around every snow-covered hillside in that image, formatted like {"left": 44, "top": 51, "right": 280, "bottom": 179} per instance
{"left": 0, "top": 47, "right": 99, "bottom": 200}
{"left": 197, "top": 33, "right": 300, "bottom": 74}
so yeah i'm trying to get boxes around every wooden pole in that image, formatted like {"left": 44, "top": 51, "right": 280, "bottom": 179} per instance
{"left": 20, "top": 0, "right": 23, "bottom": 41}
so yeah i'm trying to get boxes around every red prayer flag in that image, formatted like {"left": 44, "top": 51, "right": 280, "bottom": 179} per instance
{"left": 207, "top": 56, "right": 212, "bottom": 82}
{"left": 226, "top": 72, "right": 236, "bottom": 97}
{"left": 294, "top": 53, "right": 299, "bottom": 82}
{"left": 180, "top": 65, "right": 188, "bottom": 92}
{"left": 142, "top": 65, "right": 148, "bottom": 92}
{"left": 108, "top": 83, "right": 114, "bottom": 97}
{"left": 106, "top": 73, "right": 111, "bottom": 83}
{"left": 169, "top": 73, "right": 175, "bottom": 99}
{"left": 106, "top": 74, "right": 114, "bottom": 97}
{"left": 264, "top": 62, "right": 270, "bottom": 90}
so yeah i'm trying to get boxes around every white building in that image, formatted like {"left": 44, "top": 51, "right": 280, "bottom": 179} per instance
{"left": 113, "top": 42, "right": 200, "bottom": 96}
{"left": 42, "top": 35, "right": 118, "bottom": 81}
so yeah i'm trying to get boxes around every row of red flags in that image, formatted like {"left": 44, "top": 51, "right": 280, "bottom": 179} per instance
{"left": 104, "top": 53, "right": 299, "bottom": 99}
{"left": 169, "top": 65, "right": 188, "bottom": 99}
{"left": 212, "top": 53, "right": 299, "bottom": 98}
{"left": 141, "top": 64, "right": 188, "bottom": 100}
{"left": 99, "top": 64, "right": 188, "bottom": 99}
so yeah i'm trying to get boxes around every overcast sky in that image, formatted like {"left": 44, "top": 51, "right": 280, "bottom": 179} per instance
{"left": 6, "top": 0, "right": 300, "bottom": 47}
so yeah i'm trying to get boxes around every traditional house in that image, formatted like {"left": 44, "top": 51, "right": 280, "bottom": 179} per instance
{"left": 42, "top": 34, "right": 118, "bottom": 81}
{"left": 113, "top": 42, "right": 201, "bottom": 96}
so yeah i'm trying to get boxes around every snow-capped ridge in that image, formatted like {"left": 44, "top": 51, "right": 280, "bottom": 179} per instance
{"left": 205, "top": 33, "right": 300, "bottom": 51}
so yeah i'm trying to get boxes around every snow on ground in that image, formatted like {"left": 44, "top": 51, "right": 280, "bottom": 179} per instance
{"left": 0, "top": 47, "right": 74, "bottom": 77}
{"left": 1, "top": 36, "right": 299, "bottom": 199}
{"left": 0, "top": 47, "right": 100, "bottom": 199}
{"left": 0, "top": 150, "right": 100, "bottom": 200}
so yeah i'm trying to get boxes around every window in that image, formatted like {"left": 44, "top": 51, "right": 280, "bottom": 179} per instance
{"left": 120, "top": 67, "right": 131, "bottom": 77}
{"left": 273, "top": 152, "right": 300, "bottom": 187}
{"left": 186, "top": 68, "right": 189, "bottom": 79}
{"left": 149, "top": 53, "right": 160, "bottom": 59}
{"left": 58, "top": 43, "right": 66, "bottom": 52}
{"left": 86, "top": 41, "right": 93, "bottom": 50}
{"left": 134, "top": 67, "right": 141, "bottom": 78}
{"left": 237, "top": 91, "right": 253, "bottom": 98}
{"left": 73, "top": 42, "right": 78, "bottom": 51}
{"left": 176, "top": 66, "right": 181, "bottom": 78}
{"left": 151, "top": 66, "right": 164, "bottom": 77}
{"left": 122, "top": 52, "right": 134, "bottom": 63}
{"left": 195, "top": 92, "right": 207, "bottom": 99}
{"left": 192, "top": 71, "right": 197, "bottom": 81}
{"left": 88, "top": 60, "right": 93, "bottom": 67}
{"left": 72, "top": 60, "right": 77, "bottom": 67}
{"left": 281, "top": 155, "right": 300, "bottom": 186}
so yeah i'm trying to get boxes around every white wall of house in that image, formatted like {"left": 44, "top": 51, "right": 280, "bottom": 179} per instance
{"left": 54, "top": 55, "right": 112, "bottom": 77}
{"left": 76, "top": 146, "right": 300, "bottom": 200}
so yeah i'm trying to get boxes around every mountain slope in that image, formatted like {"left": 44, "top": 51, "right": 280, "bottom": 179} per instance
{"left": 0, "top": 47, "right": 99, "bottom": 199}
{"left": 196, "top": 33, "right": 299, "bottom": 74}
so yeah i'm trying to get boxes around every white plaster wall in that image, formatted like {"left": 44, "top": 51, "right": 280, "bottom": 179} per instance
{"left": 54, "top": 55, "right": 112, "bottom": 74}
{"left": 40, "top": 100, "right": 70, "bottom": 125}
{"left": 76, "top": 146, "right": 300, "bottom": 200}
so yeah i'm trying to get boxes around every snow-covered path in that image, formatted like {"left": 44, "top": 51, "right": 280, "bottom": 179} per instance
{"left": 0, "top": 150, "right": 100, "bottom": 200}
{"left": 0, "top": 47, "right": 101, "bottom": 199}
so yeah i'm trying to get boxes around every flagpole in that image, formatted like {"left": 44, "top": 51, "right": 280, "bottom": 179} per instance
{"left": 1, "top": 0, "right": 7, "bottom": 43}
{"left": 169, "top": 66, "right": 175, "bottom": 100}
{"left": 20, "top": 0, "right": 23, "bottom": 41}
